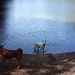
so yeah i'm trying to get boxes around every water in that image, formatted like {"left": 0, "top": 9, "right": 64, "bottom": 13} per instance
{"left": 0, "top": 0, "right": 75, "bottom": 54}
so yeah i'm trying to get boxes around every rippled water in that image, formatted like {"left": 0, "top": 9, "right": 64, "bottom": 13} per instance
{"left": 0, "top": 0, "right": 75, "bottom": 54}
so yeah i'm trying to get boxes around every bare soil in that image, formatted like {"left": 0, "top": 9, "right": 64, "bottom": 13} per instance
{"left": 0, "top": 52, "right": 75, "bottom": 75}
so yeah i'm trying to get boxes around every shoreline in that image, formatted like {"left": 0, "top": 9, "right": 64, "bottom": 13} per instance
{"left": 0, "top": 51, "right": 75, "bottom": 75}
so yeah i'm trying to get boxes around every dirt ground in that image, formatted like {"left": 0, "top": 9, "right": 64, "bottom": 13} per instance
{"left": 0, "top": 52, "right": 75, "bottom": 75}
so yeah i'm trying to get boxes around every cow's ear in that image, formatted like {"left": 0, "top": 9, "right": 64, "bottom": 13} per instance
{"left": 0, "top": 45, "right": 3, "bottom": 48}
{"left": 1, "top": 45, "right": 4, "bottom": 47}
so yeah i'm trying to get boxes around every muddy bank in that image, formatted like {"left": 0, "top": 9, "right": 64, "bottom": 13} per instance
{"left": 0, "top": 52, "right": 75, "bottom": 75}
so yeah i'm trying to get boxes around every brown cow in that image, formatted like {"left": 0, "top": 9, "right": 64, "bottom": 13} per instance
{"left": 0, "top": 45, "right": 23, "bottom": 69}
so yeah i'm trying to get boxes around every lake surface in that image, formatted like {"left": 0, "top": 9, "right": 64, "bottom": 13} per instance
{"left": 0, "top": 0, "right": 75, "bottom": 54}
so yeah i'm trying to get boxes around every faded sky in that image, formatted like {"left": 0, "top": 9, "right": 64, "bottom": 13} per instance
{"left": 11, "top": 0, "right": 75, "bottom": 22}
